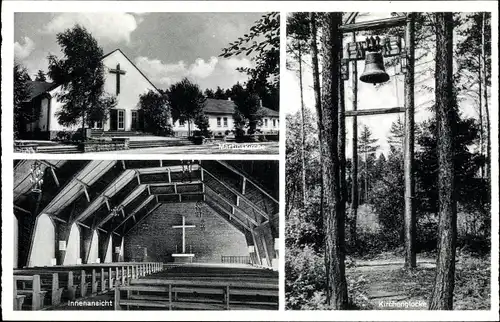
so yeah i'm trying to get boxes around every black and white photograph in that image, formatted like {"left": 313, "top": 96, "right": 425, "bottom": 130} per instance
{"left": 13, "top": 12, "right": 280, "bottom": 154}
{"left": 13, "top": 159, "right": 279, "bottom": 310}
{"left": 285, "top": 12, "right": 494, "bottom": 310}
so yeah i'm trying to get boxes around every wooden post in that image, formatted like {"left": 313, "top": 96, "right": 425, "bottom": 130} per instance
{"left": 350, "top": 31, "right": 359, "bottom": 247}
{"left": 226, "top": 285, "right": 230, "bottom": 310}
{"left": 32, "top": 275, "right": 41, "bottom": 310}
{"left": 109, "top": 267, "right": 113, "bottom": 289}
{"left": 404, "top": 12, "right": 417, "bottom": 268}
{"left": 169, "top": 284, "right": 172, "bottom": 310}
{"left": 81, "top": 270, "right": 86, "bottom": 297}
{"left": 114, "top": 287, "right": 121, "bottom": 310}
{"left": 101, "top": 268, "right": 105, "bottom": 292}
{"left": 92, "top": 269, "right": 97, "bottom": 294}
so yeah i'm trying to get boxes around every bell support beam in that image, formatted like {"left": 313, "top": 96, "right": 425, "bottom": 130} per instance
{"left": 345, "top": 107, "right": 405, "bottom": 117}
{"left": 340, "top": 16, "right": 406, "bottom": 33}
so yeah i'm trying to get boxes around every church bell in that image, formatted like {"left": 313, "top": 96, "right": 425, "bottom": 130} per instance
{"left": 360, "top": 51, "right": 390, "bottom": 84}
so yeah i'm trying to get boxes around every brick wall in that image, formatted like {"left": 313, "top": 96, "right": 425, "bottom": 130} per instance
{"left": 124, "top": 202, "right": 249, "bottom": 263}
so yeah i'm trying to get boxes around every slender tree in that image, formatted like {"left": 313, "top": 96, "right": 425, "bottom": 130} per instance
{"left": 48, "top": 24, "right": 117, "bottom": 139}
{"left": 139, "top": 90, "right": 171, "bottom": 136}
{"left": 288, "top": 13, "right": 311, "bottom": 207}
{"left": 14, "top": 63, "right": 33, "bottom": 139}
{"left": 34, "top": 70, "right": 47, "bottom": 82}
{"left": 320, "top": 12, "right": 348, "bottom": 309}
{"left": 166, "top": 78, "right": 207, "bottom": 137}
{"left": 358, "top": 125, "right": 379, "bottom": 203}
{"left": 429, "top": 12, "right": 457, "bottom": 310}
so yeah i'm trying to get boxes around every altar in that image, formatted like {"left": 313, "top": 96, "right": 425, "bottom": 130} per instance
{"left": 171, "top": 215, "right": 196, "bottom": 263}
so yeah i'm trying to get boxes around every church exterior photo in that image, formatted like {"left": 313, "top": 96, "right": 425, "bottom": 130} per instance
{"left": 23, "top": 49, "right": 279, "bottom": 140}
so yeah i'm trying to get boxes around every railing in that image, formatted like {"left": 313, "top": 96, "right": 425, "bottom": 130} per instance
{"left": 221, "top": 256, "right": 251, "bottom": 264}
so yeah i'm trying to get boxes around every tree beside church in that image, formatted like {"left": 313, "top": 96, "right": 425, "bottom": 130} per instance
{"left": 48, "top": 25, "right": 117, "bottom": 139}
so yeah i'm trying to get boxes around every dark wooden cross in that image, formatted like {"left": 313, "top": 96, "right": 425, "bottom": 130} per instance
{"left": 109, "top": 64, "right": 126, "bottom": 95}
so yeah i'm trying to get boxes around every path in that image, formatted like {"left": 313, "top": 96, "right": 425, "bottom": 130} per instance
{"left": 348, "top": 257, "right": 436, "bottom": 310}
{"left": 90, "top": 141, "right": 279, "bottom": 154}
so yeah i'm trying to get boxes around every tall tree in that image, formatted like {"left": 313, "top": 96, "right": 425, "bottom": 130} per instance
{"left": 429, "top": 12, "right": 457, "bottom": 310}
{"left": 14, "top": 63, "right": 33, "bottom": 139}
{"left": 288, "top": 12, "right": 311, "bottom": 207}
{"left": 204, "top": 88, "right": 215, "bottom": 98}
{"left": 231, "top": 83, "right": 264, "bottom": 136}
{"left": 320, "top": 12, "right": 348, "bottom": 309}
{"left": 48, "top": 24, "right": 117, "bottom": 138}
{"left": 139, "top": 90, "right": 171, "bottom": 136}
{"left": 358, "top": 125, "right": 379, "bottom": 203}
{"left": 309, "top": 12, "right": 324, "bottom": 226}
{"left": 166, "top": 78, "right": 207, "bottom": 137}
{"left": 455, "top": 12, "right": 491, "bottom": 178}
{"left": 34, "top": 70, "right": 47, "bottom": 82}
{"left": 220, "top": 12, "right": 280, "bottom": 111}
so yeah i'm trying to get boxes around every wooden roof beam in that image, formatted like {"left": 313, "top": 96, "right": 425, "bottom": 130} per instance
{"left": 201, "top": 167, "right": 270, "bottom": 220}
{"left": 215, "top": 161, "right": 278, "bottom": 204}
{"left": 204, "top": 185, "right": 258, "bottom": 226}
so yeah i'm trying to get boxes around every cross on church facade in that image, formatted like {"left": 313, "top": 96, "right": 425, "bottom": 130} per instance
{"left": 172, "top": 215, "right": 196, "bottom": 253}
{"left": 109, "top": 64, "right": 126, "bottom": 95}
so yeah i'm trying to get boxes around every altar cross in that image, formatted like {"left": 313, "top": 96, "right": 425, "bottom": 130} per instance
{"left": 109, "top": 64, "right": 126, "bottom": 95}
{"left": 172, "top": 215, "right": 196, "bottom": 253}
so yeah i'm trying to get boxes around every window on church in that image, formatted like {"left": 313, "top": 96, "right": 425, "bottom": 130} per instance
{"left": 179, "top": 120, "right": 185, "bottom": 127}
{"left": 223, "top": 117, "right": 228, "bottom": 127}
{"left": 264, "top": 119, "right": 268, "bottom": 127}
{"left": 217, "top": 117, "right": 221, "bottom": 127}
{"left": 96, "top": 121, "right": 103, "bottom": 129}
{"left": 273, "top": 119, "right": 276, "bottom": 127}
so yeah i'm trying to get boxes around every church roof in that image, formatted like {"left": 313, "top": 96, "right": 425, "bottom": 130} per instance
{"left": 25, "top": 49, "right": 160, "bottom": 101}
{"left": 25, "top": 81, "right": 57, "bottom": 101}
{"left": 204, "top": 98, "right": 279, "bottom": 117}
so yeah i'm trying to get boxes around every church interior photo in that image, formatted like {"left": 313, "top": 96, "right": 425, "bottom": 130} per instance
{"left": 13, "top": 159, "right": 279, "bottom": 310}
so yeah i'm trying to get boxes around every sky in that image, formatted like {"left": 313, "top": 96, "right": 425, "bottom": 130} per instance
{"left": 283, "top": 12, "right": 482, "bottom": 157}
{"left": 14, "top": 12, "right": 263, "bottom": 91}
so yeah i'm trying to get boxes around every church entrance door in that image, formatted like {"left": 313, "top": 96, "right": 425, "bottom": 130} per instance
{"left": 131, "top": 110, "right": 138, "bottom": 131}
{"left": 110, "top": 110, "right": 118, "bottom": 130}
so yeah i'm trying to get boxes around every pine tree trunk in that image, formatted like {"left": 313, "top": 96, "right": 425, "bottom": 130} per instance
{"left": 478, "top": 21, "right": 483, "bottom": 178}
{"left": 298, "top": 42, "right": 307, "bottom": 208}
{"left": 482, "top": 12, "right": 490, "bottom": 179}
{"left": 429, "top": 12, "right": 457, "bottom": 310}
{"left": 310, "top": 12, "right": 324, "bottom": 224}
{"left": 320, "top": 12, "right": 348, "bottom": 309}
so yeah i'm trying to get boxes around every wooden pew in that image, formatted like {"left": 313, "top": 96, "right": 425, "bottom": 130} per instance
{"left": 13, "top": 279, "right": 26, "bottom": 310}
{"left": 115, "top": 278, "right": 278, "bottom": 310}
{"left": 14, "top": 275, "right": 47, "bottom": 310}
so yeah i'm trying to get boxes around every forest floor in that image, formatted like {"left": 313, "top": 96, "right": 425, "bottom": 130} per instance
{"left": 347, "top": 252, "right": 491, "bottom": 310}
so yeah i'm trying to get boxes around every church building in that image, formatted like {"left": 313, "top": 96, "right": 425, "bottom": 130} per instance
{"left": 13, "top": 159, "right": 279, "bottom": 310}
{"left": 22, "top": 49, "right": 279, "bottom": 140}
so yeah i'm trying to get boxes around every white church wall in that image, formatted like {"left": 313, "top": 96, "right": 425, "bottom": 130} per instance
{"left": 48, "top": 86, "right": 80, "bottom": 132}
{"left": 29, "top": 213, "right": 55, "bottom": 267}
{"left": 87, "top": 230, "right": 99, "bottom": 263}
{"left": 104, "top": 237, "right": 113, "bottom": 263}
{"left": 63, "top": 223, "right": 81, "bottom": 265}
{"left": 101, "top": 51, "right": 159, "bottom": 131}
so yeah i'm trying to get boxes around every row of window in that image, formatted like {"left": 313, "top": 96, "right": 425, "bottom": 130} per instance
{"left": 178, "top": 117, "right": 279, "bottom": 128}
